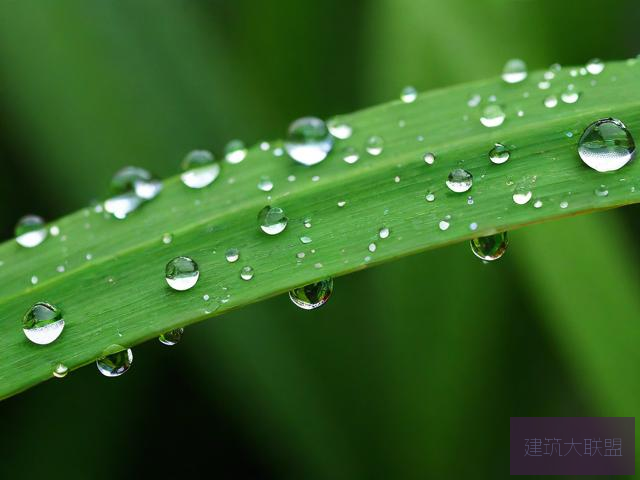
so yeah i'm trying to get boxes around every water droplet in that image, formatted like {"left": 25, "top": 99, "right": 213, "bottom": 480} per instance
{"left": 341, "top": 146, "right": 360, "bottom": 164}
{"left": 502, "top": 59, "right": 527, "bottom": 84}
{"left": 284, "top": 117, "right": 333, "bottom": 166}
{"left": 50, "top": 225, "right": 60, "bottom": 236}
{"left": 104, "top": 193, "right": 143, "bottom": 220}
{"left": 394, "top": 176, "right": 400, "bottom": 183}
{"left": 288, "top": 278, "right": 333, "bottom": 310}
{"left": 512, "top": 186, "right": 532, "bottom": 205}
{"left": 180, "top": 150, "right": 220, "bottom": 189}
{"left": 56, "top": 265, "right": 65, "bottom": 273}
{"left": 23, "top": 302, "right": 64, "bottom": 345}
{"left": 469, "top": 222, "right": 478, "bottom": 231}
{"left": 296, "top": 252, "right": 305, "bottom": 259}
{"left": 379, "top": 227, "right": 390, "bottom": 239}
{"left": 225, "top": 248, "right": 239, "bottom": 263}
{"left": 578, "top": 118, "right": 636, "bottom": 172}
{"left": 467, "top": 94, "right": 481, "bottom": 107}
{"left": 337, "top": 200, "right": 346, "bottom": 208}
{"left": 400, "top": 86, "right": 418, "bottom": 103}
{"left": 561, "top": 84, "right": 580, "bottom": 104}
{"left": 423, "top": 152, "right": 436, "bottom": 165}
{"left": 586, "top": 58, "right": 605, "bottom": 75}
{"left": 110, "top": 166, "right": 162, "bottom": 201}
{"left": 165, "top": 256, "right": 199, "bottom": 291}
{"left": 30, "top": 275, "right": 38, "bottom": 285}
{"left": 366, "top": 136, "right": 384, "bottom": 156}
{"left": 162, "top": 233, "right": 173, "bottom": 244}
{"left": 159, "top": 328, "right": 184, "bottom": 346}
{"left": 303, "top": 218, "right": 312, "bottom": 228}
{"left": 96, "top": 345, "right": 133, "bottom": 377}
{"left": 327, "top": 119, "right": 352, "bottom": 139}
{"left": 544, "top": 95, "right": 558, "bottom": 108}
{"left": 240, "top": 266, "right": 254, "bottom": 281}
{"left": 467, "top": 195, "right": 474, "bottom": 205}
{"left": 273, "top": 147, "right": 284, "bottom": 157}
{"left": 312, "top": 175, "right": 320, "bottom": 182}
{"left": 480, "top": 104, "right": 505, "bottom": 128}
{"left": 224, "top": 140, "right": 247, "bottom": 164}
{"left": 594, "top": 185, "right": 609, "bottom": 197}
{"left": 314, "top": 262, "right": 323, "bottom": 269}
{"left": 489, "top": 143, "right": 510, "bottom": 164}
{"left": 439, "top": 220, "right": 450, "bottom": 231}
{"left": 446, "top": 169, "right": 473, "bottom": 193}
{"left": 53, "top": 363, "right": 68, "bottom": 378}
{"left": 260, "top": 141, "right": 270, "bottom": 151}
{"left": 257, "top": 176, "right": 274, "bottom": 192}
{"left": 368, "top": 242, "right": 377, "bottom": 253}
{"left": 538, "top": 80, "right": 551, "bottom": 90}
{"left": 15, "top": 215, "right": 47, "bottom": 248}
{"left": 560, "top": 201, "right": 569, "bottom": 209}
{"left": 533, "top": 199, "right": 543, "bottom": 208}
{"left": 470, "top": 232, "right": 508, "bottom": 261}
{"left": 425, "top": 192, "right": 436, "bottom": 202}
{"left": 299, "top": 236, "right": 312, "bottom": 244}
{"left": 258, "top": 206, "right": 288, "bottom": 235}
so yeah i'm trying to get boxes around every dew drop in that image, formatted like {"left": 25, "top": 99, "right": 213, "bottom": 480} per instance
{"left": 288, "top": 278, "right": 333, "bottom": 310}
{"left": 578, "top": 118, "right": 636, "bottom": 172}
{"left": 533, "top": 199, "right": 543, "bottom": 208}
{"left": 594, "top": 184, "right": 609, "bottom": 197}
{"left": 110, "top": 166, "right": 162, "bottom": 201}
{"left": 327, "top": 119, "right": 353, "bottom": 139}
{"left": 224, "top": 140, "right": 247, "bottom": 164}
{"left": 159, "top": 328, "right": 184, "bottom": 346}
{"left": 165, "top": 256, "right": 199, "bottom": 291}
{"left": 446, "top": 169, "right": 473, "bottom": 193}
{"left": 337, "top": 200, "right": 346, "bottom": 208}
{"left": 467, "top": 94, "right": 481, "bottom": 108}
{"left": 400, "top": 86, "right": 418, "bottom": 103}
{"left": 162, "top": 233, "right": 173, "bottom": 245}
{"left": 512, "top": 186, "right": 532, "bottom": 205}
{"left": 30, "top": 275, "right": 38, "bottom": 285}
{"left": 96, "top": 345, "right": 133, "bottom": 377}
{"left": 379, "top": 227, "right": 390, "bottom": 239}
{"left": 480, "top": 104, "right": 505, "bottom": 128}
{"left": 50, "top": 225, "right": 60, "bottom": 237}
{"left": 544, "top": 95, "right": 558, "bottom": 108}
{"left": 260, "top": 141, "right": 270, "bottom": 151}
{"left": 425, "top": 192, "right": 436, "bottom": 202}
{"left": 15, "top": 215, "right": 47, "bottom": 248}
{"left": 423, "top": 152, "right": 436, "bottom": 165}
{"left": 470, "top": 232, "right": 508, "bottom": 261}
{"left": 586, "top": 58, "right": 605, "bottom": 75}
{"left": 257, "top": 176, "right": 274, "bottom": 192}
{"left": 560, "top": 201, "right": 569, "bottom": 209}
{"left": 341, "top": 146, "right": 360, "bottom": 164}
{"left": 502, "top": 59, "right": 527, "bottom": 84}
{"left": 368, "top": 242, "right": 377, "bottom": 253}
{"left": 240, "top": 266, "right": 254, "bottom": 281}
{"left": 560, "top": 84, "right": 580, "bottom": 104}
{"left": 53, "top": 363, "right": 68, "bottom": 378}
{"left": 23, "top": 302, "right": 64, "bottom": 345}
{"left": 299, "top": 236, "right": 312, "bottom": 244}
{"left": 439, "top": 220, "right": 450, "bottom": 231}
{"left": 104, "top": 193, "right": 143, "bottom": 220}
{"left": 225, "top": 248, "right": 239, "bottom": 263}
{"left": 258, "top": 206, "right": 288, "bottom": 235}
{"left": 489, "top": 143, "right": 510, "bottom": 164}
{"left": 284, "top": 117, "right": 333, "bottom": 166}
{"left": 180, "top": 150, "right": 220, "bottom": 189}
{"left": 366, "top": 136, "right": 384, "bottom": 156}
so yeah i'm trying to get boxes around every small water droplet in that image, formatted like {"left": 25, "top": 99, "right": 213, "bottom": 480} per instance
{"left": 366, "top": 136, "right": 384, "bottom": 156}
{"left": 289, "top": 278, "right": 333, "bottom": 310}
{"left": 538, "top": 80, "right": 551, "bottom": 90}
{"left": 314, "top": 262, "right": 323, "bottom": 269}
{"left": 23, "top": 302, "right": 64, "bottom": 345}
{"left": 96, "top": 345, "right": 133, "bottom": 377}
{"left": 258, "top": 206, "right": 288, "bottom": 235}
{"left": 225, "top": 248, "right": 240, "bottom": 263}
{"left": 439, "top": 220, "right": 450, "bottom": 231}
{"left": 586, "top": 58, "right": 605, "bottom": 75}
{"left": 423, "top": 152, "right": 436, "bottom": 165}
{"left": 480, "top": 104, "right": 505, "bottom": 128}
{"left": 162, "top": 233, "right": 173, "bottom": 244}
{"left": 300, "top": 236, "right": 312, "bottom": 244}
{"left": 285, "top": 117, "right": 333, "bottom": 166}
{"left": 394, "top": 176, "right": 400, "bottom": 183}
{"left": 368, "top": 242, "right": 377, "bottom": 253}
{"left": 273, "top": 147, "right": 284, "bottom": 157}
{"left": 260, "top": 141, "right": 270, "bottom": 151}
{"left": 30, "top": 275, "right": 38, "bottom": 285}
{"left": 578, "top": 118, "right": 636, "bottom": 172}
{"left": 544, "top": 95, "right": 558, "bottom": 108}
{"left": 53, "top": 363, "right": 68, "bottom": 378}
{"left": 159, "top": 328, "right": 184, "bottom": 346}
{"left": 312, "top": 175, "right": 320, "bottom": 182}
{"left": 425, "top": 192, "right": 436, "bottom": 202}
{"left": 180, "top": 150, "right": 220, "bottom": 189}
{"left": 56, "top": 265, "right": 65, "bottom": 273}
{"left": 327, "top": 119, "right": 353, "bottom": 139}
{"left": 224, "top": 140, "right": 247, "bottom": 164}
{"left": 303, "top": 218, "right": 312, "bottom": 228}
{"left": 469, "top": 222, "right": 478, "bottom": 231}
{"left": 502, "top": 59, "right": 527, "bottom": 84}
{"left": 446, "top": 169, "right": 473, "bottom": 193}
{"left": 559, "top": 201, "right": 568, "bottom": 209}
{"left": 400, "top": 86, "right": 418, "bottom": 103}
{"left": 594, "top": 184, "right": 609, "bottom": 197}
{"left": 337, "top": 200, "right": 346, "bottom": 208}
{"left": 50, "top": 225, "right": 60, "bottom": 236}
{"left": 341, "top": 146, "right": 360, "bottom": 164}
{"left": 467, "top": 94, "right": 481, "bottom": 108}
{"left": 240, "top": 266, "right": 254, "bottom": 281}
{"left": 287, "top": 174, "right": 296, "bottom": 182}
{"left": 111, "top": 166, "right": 162, "bottom": 200}
{"left": 379, "top": 227, "right": 390, "bottom": 239}
{"left": 257, "top": 176, "right": 274, "bottom": 192}
{"left": 165, "top": 256, "right": 199, "bottom": 291}
{"left": 15, "top": 215, "right": 47, "bottom": 248}
{"left": 467, "top": 195, "right": 474, "bottom": 205}
{"left": 512, "top": 186, "right": 532, "bottom": 205}
{"left": 296, "top": 252, "right": 305, "bottom": 259}
{"left": 470, "top": 232, "right": 508, "bottom": 261}
{"left": 561, "top": 84, "right": 580, "bottom": 104}
{"left": 489, "top": 143, "right": 510, "bottom": 165}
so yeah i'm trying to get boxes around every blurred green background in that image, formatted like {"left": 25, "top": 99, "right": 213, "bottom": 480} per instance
{"left": 0, "top": 1, "right": 638, "bottom": 478}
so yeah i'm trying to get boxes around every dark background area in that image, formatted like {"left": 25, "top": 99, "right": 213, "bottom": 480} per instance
{"left": 0, "top": 1, "right": 638, "bottom": 478}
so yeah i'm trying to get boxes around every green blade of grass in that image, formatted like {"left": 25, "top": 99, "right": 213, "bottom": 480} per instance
{"left": 1, "top": 60, "right": 639, "bottom": 398}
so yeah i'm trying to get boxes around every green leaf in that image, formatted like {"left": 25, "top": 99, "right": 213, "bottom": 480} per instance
{"left": 1, "top": 59, "right": 639, "bottom": 398}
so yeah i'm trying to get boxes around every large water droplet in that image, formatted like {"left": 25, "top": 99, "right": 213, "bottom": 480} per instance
{"left": 423, "top": 152, "right": 436, "bottom": 165}
{"left": 240, "top": 266, "right": 254, "bottom": 281}
{"left": 446, "top": 169, "right": 473, "bottom": 193}
{"left": 284, "top": 117, "right": 333, "bottom": 166}
{"left": 53, "top": 363, "right": 68, "bottom": 378}
{"left": 258, "top": 206, "right": 288, "bottom": 235}
{"left": 489, "top": 143, "right": 510, "bottom": 164}
{"left": 165, "top": 256, "right": 200, "bottom": 291}
{"left": 159, "top": 328, "right": 184, "bottom": 346}
{"left": 502, "top": 59, "right": 527, "bottom": 84}
{"left": 15, "top": 215, "right": 47, "bottom": 248}
{"left": 23, "top": 302, "right": 65, "bottom": 345}
{"left": 327, "top": 119, "right": 352, "bottom": 139}
{"left": 180, "top": 150, "right": 220, "bottom": 189}
{"left": 544, "top": 95, "right": 558, "bottom": 108}
{"left": 288, "top": 278, "right": 333, "bottom": 310}
{"left": 480, "top": 105, "right": 505, "bottom": 127}
{"left": 586, "top": 58, "right": 605, "bottom": 75}
{"left": 578, "top": 118, "right": 636, "bottom": 172}
{"left": 225, "top": 248, "right": 239, "bottom": 263}
{"left": 110, "top": 166, "right": 162, "bottom": 200}
{"left": 400, "top": 86, "right": 418, "bottom": 103}
{"left": 96, "top": 345, "right": 133, "bottom": 377}
{"left": 512, "top": 185, "right": 532, "bottom": 205}
{"left": 224, "top": 140, "right": 247, "bottom": 164}
{"left": 366, "top": 136, "right": 384, "bottom": 156}
{"left": 470, "top": 232, "right": 508, "bottom": 261}
{"left": 104, "top": 193, "right": 143, "bottom": 220}
{"left": 560, "top": 84, "right": 580, "bottom": 104}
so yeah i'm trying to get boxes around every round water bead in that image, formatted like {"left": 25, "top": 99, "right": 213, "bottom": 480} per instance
{"left": 480, "top": 104, "right": 506, "bottom": 128}
{"left": 423, "top": 152, "right": 436, "bottom": 165}
{"left": 159, "top": 328, "right": 184, "bottom": 346}
{"left": 502, "top": 59, "right": 527, "bottom": 84}
{"left": 180, "top": 150, "right": 220, "bottom": 189}
{"left": 327, "top": 119, "right": 353, "bottom": 139}
{"left": 489, "top": 143, "right": 510, "bottom": 164}
{"left": 446, "top": 169, "right": 473, "bottom": 193}
{"left": 53, "top": 363, "right": 69, "bottom": 378}
{"left": 284, "top": 117, "right": 333, "bottom": 166}
{"left": 365, "top": 135, "right": 384, "bottom": 156}
{"left": 96, "top": 345, "right": 133, "bottom": 377}
{"left": 110, "top": 166, "right": 162, "bottom": 200}
{"left": 258, "top": 206, "right": 288, "bottom": 235}
{"left": 470, "top": 232, "right": 509, "bottom": 261}
{"left": 23, "top": 302, "right": 65, "bottom": 345}
{"left": 165, "top": 256, "right": 200, "bottom": 291}
{"left": 400, "top": 86, "right": 418, "bottom": 103}
{"left": 225, "top": 248, "right": 240, "bottom": 263}
{"left": 240, "top": 266, "right": 254, "bottom": 281}
{"left": 15, "top": 215, "right": 47, "bottom": 248}
{"left": 224, "top": 139, "right": 248, "bottom": 164}
{"left": 578, "top": 118, "right": 636, "bottom": 172}
{"left": 586, "top": 58, "right": 605, "bottom": 75}
{"left": 288, "top": 278, "right": 333, "bottom": 310}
